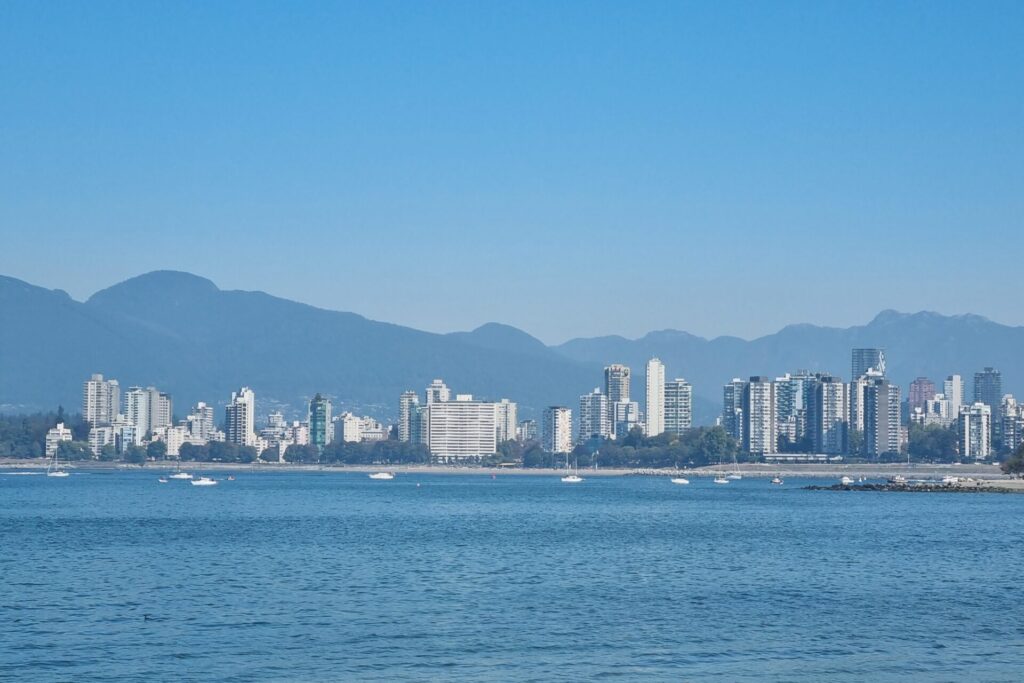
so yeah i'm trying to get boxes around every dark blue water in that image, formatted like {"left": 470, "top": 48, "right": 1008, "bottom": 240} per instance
{"left": 2, "top": 471, "right": 1023, "bottom": 682}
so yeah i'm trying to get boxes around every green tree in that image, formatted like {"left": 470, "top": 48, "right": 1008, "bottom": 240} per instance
{"left": 57, "top": 440, "right": 93, "bottom": 461}
{"left": 284, "top": 443, "right": 320, "bottom": 463}
{"left": 124, "top": 445, "right": 147, "bottom": 464}
{"left": 1001, "top": 443, "right": 1024, "bottom": 476}
{"left": 147, "top": 440, "right": 167, "bottom": 460}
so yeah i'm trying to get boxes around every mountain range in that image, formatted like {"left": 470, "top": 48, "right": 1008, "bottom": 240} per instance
{"left": 2, "top": 270, "right": 1022, "bottom": 425}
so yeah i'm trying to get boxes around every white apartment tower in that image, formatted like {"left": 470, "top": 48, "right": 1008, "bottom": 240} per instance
{"left": 187, "top": 402, "right": 216, "bottom": 441}
{"left": 959, "top": 402, "right": 992, "bottom": 459}
{"left": 225, "top": 387, "right": 257, "bottom": 447}
{"left": 578, "top": 389, "right": 612, "bottom": 444}
{"left": 542, "top": 406, "right": 573, "bottom": 454}
{"left": 743, "top": 377, "right": 777, "bottom": 455}
{"left": 83, "top": 374, "right": 120, "bottom": 425}
{"left": 398, "top": 390, "right": 419, "bottom": 442}
{"left": 425, "top": 379, "right": 451, "bottom": 404}
{"left": 944, "top": 374, "right": 965, "bottom": 417}
{"left": 425, "top": 395, "right": 497, "bottom": 461}
{"left": 645, "top": 358, "right": 665, "bottom": 437}
{"left": 664, "top": 378, "right": 692, "bottom": 437}
{"left": 45, "top": 422, "right": 73, "bottom": 457}
{"left": 494, "top": 399, "right": 518, "bottom": 443}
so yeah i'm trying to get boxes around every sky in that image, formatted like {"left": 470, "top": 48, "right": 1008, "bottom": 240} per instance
{"left": 1, "top": 1, "right": 1022, "bottom": 344}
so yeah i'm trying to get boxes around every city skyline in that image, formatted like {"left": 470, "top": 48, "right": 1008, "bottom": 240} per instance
{"left": 3, "top": 3, "right": 1023, "bottom": 341}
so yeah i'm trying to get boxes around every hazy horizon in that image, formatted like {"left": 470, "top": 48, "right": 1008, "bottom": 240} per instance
{"left": 2, "top": 2, "right": 1022, "bottom": 342}
{"left": 4, "top": 267, "right": 1018, "bottom": 346}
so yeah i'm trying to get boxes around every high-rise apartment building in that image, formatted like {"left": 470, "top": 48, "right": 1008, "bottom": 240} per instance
{"left": 612, "top": 400, "right": 641, "bottom": 440}
{"left": 398, "top": 391, "right": 419, "bottom": 442}
{"left": 425, "top": 395, "right": 497, "bottom": 461}
{"left": 517, "top": 419, "right": 538, "bottom": 442}
{"left": 743, "top": 377, "right": 777, "bottom": 455}
{"left": 973, "top": 367, "right": 1002, "bottom": 412}
{"left": 808, "top": 374, "right": 848, "bottom": 455}
{"left": 852, "top": 348, "right": 886, "bottom": 379}
{"left": 123, "top": 385, "right": 172, "bottom": 438}
{"left": 864, "top": 379, "right": 901, "bottom": 457}
{"left": 604, "top": 365, "right": 631, "bottom": 404}
{"left": 578, "top": 389, "right": 611, "bottom": 444}
{"left": 541, "top": 407, "right": 572, "bottom": 454}
{"left": 645, "top": 358, "right": 665, "bottom": 437}
{"left": 425, "top": 379, "right": 451, "bottom": 404}
{"left": 664, "top": 378, "right": 692, "bottom": 437}
{"left": 959, "top": 402, "right": 992, "bottom": 459}
{"left": 908, "top": 377, "right": 936, "bottom": 411}
{"left": 124, "top": 386, "right": 151, "bottom": 437}
{"left": 309, "top": 394, "right": 332, "bottom": 450}
{"left": 186, "top": 402, "right": 216, "bottom": 441}
{"left": 45, "top": 422, "right": 73, "bottom": 457}
{"left": 722, "top": 378, "right": 746, "bottom": 444}
{"left": 494, "top": 399, "right": 518, "bottom": 443}
{"left": 82, "top": 374, "right": 120, "bottom": 425}
{"left": 225, "top": 387, "right": 256, "bottom": 447}
{"left": 944, "top": 375, "right": 965, "bottom": 417}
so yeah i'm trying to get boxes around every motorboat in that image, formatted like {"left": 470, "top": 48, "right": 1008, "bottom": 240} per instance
{"left": 369, "top": 472, "right": 395, "bottom": 480}
{"left": 889, "top": 474, "right": 907, "bottom": 484}
{"left": 770, "top": 476, "right": 784, "bottom": 485}
{"left": 169, "top": 472, "right": 193, "bottom": 480}
{"left": 670, "top": 477, "right": 690, "bottom": 485}
{"left": 713, "top": 476, "right": 730, "bottom": 484}
{"left": 839, "top": 476, "right": 855, "bottom": 485}
{"left": 158, "top": 477, "right": 169, "bottom": 484}
{"left": 190, "top": 477, "right": 218, "bottom": 487}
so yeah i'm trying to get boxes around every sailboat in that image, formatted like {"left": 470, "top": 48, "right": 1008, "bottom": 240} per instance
{"left": 168, "top": 462, "right": 193, "bottom": 480}
{"left": 561, "top": 455, "right": 583, "bottom": 483}
{"left": 46, "top": 448, "right": 69, "bottom": 478}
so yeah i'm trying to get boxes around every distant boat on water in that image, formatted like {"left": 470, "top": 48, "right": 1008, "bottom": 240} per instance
{"left": 770, "top": 476, "right": 784, "bottom": 485}
{"left": 670, "top": 477, "right": 690, "bottom": 485}
{"left": 561, "top": 455, "right": 584, "bottom": 483}
{"left": 369, "top": 472, "right": 395, "bottom": 480}
{"left": 46, "top": 449, "right": 69, "bottom": 478}
{"left": 190, "top": 476, "right": 218, "bottom": 487}
{"left": 840, "top": 476, "right": 855, "bottom": 485}
{"left": 713, "top": 476, "right": 730, "bottom": 485}
{"left": 158, "top": 477, "right": 168, "bottom": 483}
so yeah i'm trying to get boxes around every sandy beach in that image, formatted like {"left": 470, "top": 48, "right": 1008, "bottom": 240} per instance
{"left": 0, "top": 458, "right": 1010, "bottom": 480}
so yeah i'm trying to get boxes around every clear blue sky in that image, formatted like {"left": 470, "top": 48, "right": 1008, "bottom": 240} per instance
{"left": 1, "top": 1, "right": 1021, "bottom": 343}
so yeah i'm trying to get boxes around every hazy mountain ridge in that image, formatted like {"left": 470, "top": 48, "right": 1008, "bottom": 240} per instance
{"left": 2, "top": 271, "right": 1022, "bottom": 425}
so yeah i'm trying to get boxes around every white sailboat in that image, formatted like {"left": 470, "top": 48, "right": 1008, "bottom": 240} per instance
{"left": 168, "top": 463, "right": 193, "bottom": 480}
{"left": 190, "top": 476, "right": 218, "bottom": 486}
{"left": 713, "top": 475, "right": 730, "bottom": 484}
{"left": 46, "top": 448, "right": 69, "bottom": 478}
{"left": 561, "top": 455, "right": 583, "bottom": 483}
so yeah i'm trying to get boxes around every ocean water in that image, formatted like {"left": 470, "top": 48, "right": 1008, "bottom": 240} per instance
{"left": 1, "top": 471, "right": 1023, "bottom": 682}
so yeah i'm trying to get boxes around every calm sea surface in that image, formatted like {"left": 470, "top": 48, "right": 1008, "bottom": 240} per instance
{"left": 1, "top": 470, "right": 1023, "bottom": 682}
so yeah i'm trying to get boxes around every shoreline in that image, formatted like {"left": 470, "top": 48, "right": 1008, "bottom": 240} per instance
{"left": 0, "top": 459, "right": 1009, "bottom": 480}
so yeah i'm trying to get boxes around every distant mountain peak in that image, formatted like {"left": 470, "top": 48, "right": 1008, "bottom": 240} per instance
{"left": 87, "top": 270, "right": 219, "bottom": 303}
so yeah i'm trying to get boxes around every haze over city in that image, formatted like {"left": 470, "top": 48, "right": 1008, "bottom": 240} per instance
{"left": 2, "top": 2, "right": 1022, "bottom": 342}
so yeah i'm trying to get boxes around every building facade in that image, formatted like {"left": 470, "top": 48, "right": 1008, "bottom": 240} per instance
{"left": 83, "top": 374, "right": 120, "bottom": 425}
{"left": 645, "top": 358, "right": 665, "bottom": 437}
{"left": 664, "top": 378, "right": 692, "bottom": 438}
{"left": 578, "top": 389, "right": 611, "bottom": 444}
{"left": 851, "top": 348, "right": 886, "bottom": 379}
{"left": 542, "top": 407, "right": 573, "bottom": 454}
{"left": 225, "top": 387, "right": 257, "bottom": 447}
{"left": 743, "top": 377, "right": 777, "bottom": 455}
